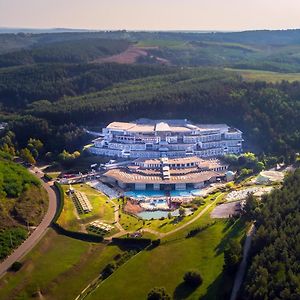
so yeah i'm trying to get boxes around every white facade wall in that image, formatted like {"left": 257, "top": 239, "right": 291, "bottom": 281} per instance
{"left": 89, "top": 122, "right": 243, "bottom": 159}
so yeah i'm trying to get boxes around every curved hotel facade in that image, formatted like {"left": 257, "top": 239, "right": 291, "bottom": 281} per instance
{"left": 89, "top": 119, "right": 243, "bottom": 159}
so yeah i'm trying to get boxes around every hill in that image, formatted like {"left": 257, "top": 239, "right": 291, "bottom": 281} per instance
{"left": 0, "top": 152, "right": 48, "bottom": 260}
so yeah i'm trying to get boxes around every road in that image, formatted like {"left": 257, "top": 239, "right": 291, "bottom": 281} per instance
{"left": 230, "top": 224, "right": 255, "bottom": 300}
{"left": 0, "top": 167, "right": 59, "bottom": 278}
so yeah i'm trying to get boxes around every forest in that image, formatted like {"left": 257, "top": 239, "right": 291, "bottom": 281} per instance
{"left": 0, "top": 63, "right": 174, "bottom": 107}
{"left": 23, "top": 68, "right": 300, "bottom": 158}
{"left": 242, "top": 170, "right": 300, "bottom": 299}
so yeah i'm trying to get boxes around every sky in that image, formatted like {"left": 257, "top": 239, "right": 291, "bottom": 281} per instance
{"left": 1, "top": 0, "right": 300, "bottom": 31}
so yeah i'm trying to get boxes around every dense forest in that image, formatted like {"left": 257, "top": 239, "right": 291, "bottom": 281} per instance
{"left": 242, "top": 170, "right": 300, "bottom": 299}
{"left": 0, "top": 63, "right": 174, "bottom": 107}
{"left": 0, "top": 38, "right": 130, "bottom": 67}
{"left": 23, "top": 68, "right": 300, "bottom": 158}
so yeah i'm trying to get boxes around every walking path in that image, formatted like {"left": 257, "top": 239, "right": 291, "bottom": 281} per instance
{"left": 230, "top": 224, "right": 255, "bottom": 300}
{"left": 0, "top": 167, "right": 59, "bottom": 278}
{"left": 107, "top": 193, "right": 223, "bottom": 240}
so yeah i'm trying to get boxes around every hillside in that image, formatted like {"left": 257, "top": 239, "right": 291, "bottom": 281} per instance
{"left": 2, "top": 30, "right": 300, "bottom": 72}
{"left": 24, "top": 68, "right": 300, "bottom": 157}
{"left": 0, "top": 152, "right": 48, "bottom": 260}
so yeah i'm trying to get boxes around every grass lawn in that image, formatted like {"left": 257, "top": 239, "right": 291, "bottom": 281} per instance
{"left": 58, "top": 184, "right": 115, "bottom": 231}
{"left": 87, "top": 213, "right": 246, "bottom": 300}
{"left": 115, "top": 192, "right": 220, "bottom": 235}
{"left": 46, "top": 171, "right": 61, "bottom": 179}
{"left": 226, "top": 68, "right": 300, "bottom": 83}
{"left": 0, "top": 229, "right": 124, "bottom": 300}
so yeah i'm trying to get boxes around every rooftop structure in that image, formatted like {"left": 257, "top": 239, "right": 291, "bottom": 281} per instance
{"left": 89, "top": 119, "right": 243, "bottom": 159}
{"left": 103, "top": 156, "right": 228, "bottom": 191}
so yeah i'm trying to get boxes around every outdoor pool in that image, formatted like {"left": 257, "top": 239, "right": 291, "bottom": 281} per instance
{"left": 124, "top": 190, "right": 166, "bottom": 198}
{"left": 137, "top": 208, "right": 193, "bottom": 220}
{"left": 124, "top": 189, "right": 202, "bottom": 199}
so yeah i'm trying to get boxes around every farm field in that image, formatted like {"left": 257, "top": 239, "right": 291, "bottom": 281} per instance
{"left": 227, "top": 68, "right": 300, "bottom": 82}
{"left": 0, "top": 229, "right": 124, "bottom": 300}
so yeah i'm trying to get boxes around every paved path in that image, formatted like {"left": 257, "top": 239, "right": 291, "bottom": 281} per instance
{"left": 230, "top": 224, "right": 255, "bottom": 300}
{"left": 0, "top": 167, "right": 59, "bottom": 278}
{"left": 107, "top": 193, "right": 223, "bottom": 240}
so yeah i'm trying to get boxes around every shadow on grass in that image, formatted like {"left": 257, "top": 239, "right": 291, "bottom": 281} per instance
{"left": 173, "top": 282, "right": 197, "bottom": 300}
{"left": 201, "top": 271, "right": 233, "bottom": 300}
{"left": 215, "top": 217, "right": 246, "bottom": 256}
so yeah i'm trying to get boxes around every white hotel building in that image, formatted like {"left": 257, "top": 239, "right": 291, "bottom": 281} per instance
{"left": 89, "top": 119, "right": 243, "bottom": 159}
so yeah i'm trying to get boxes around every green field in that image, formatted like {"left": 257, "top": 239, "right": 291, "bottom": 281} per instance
{"left": 0, "top": 229, "right": 124, "bottom": 300}
{"left": 87, "top": 206, "right": 246, "bottom": 300}
{"left": 58, "top": 184, "right": 115, "bottom": 232}
{"left": 227, "top": 68, "right": 300, "bottom": 82}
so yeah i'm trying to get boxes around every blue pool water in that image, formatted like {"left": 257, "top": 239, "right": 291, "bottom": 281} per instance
{"left": 170, "top": 190, "right": 191, "bottom": 197}
{"left": 137, "top": 208, "right": 193, "bottom": 220}
{"left": 124, "top": 189, "right": 202, "bottom": 199}
{"left": 124, "top": 190, "right": 166, "bottom": 198}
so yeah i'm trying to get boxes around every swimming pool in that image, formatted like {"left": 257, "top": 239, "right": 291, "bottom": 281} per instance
{"left": 137, "top": 208, "right": 193, "bottom": 220}
{"left": 124, "top": 190, "right": 166, "bottom": 198}
{"left": 124, "top": 189, "right": 202, "bottom": 199}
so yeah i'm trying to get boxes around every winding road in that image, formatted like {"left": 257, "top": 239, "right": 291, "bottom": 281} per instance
{"left": 0, "top": 167, "right": 59, "bottom": 278}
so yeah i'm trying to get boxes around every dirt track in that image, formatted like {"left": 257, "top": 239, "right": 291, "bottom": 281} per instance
{"left": 94, "top": 45, "right": 169, "bottom": 64}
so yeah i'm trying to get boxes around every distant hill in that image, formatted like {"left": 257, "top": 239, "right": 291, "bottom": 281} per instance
{"left": 0, "top": 27, "right": 92, "bottom": 34}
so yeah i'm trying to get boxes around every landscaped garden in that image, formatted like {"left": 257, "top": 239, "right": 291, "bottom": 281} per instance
{"left": 57, "top": 183, "right": 115, "bottom": 232}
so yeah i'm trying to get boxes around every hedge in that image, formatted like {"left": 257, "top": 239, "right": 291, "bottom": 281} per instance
{"left": 53, "top": 181, "right": 64, "bottom": 223}
{"left": 112, "top": 237, "right": 152, "bottom": 249}
{"left": 52, "top": 223, "right": 104, "bottom": 243}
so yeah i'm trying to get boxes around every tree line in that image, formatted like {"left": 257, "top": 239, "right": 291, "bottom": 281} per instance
{"left": 242, "top": 170, "right": 300, "bottom": 299}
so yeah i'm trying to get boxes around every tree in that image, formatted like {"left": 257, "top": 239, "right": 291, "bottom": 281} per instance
{"left": 167, "top": 212, "right": 172, "bottom": 219}
{"left": 223, "top": 239, "right": 242, "bottom": 272}
{"left": 183, "top": 270, "right": 203, "bottom": 287}
{"left": 20, "top": 148, "right": 36, "bottom": 165}
{"left": 147, "top": 287, "right": 171, "bottom": 300}
{"left": 179, "top": 207, "right": 185, "bottom": 217}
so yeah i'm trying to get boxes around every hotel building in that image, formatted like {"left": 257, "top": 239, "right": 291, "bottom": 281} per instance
{"left": 89, "top": 119, "right": 243, "bottom": 159}
{"left": 103, "top": 156, "right": 228, "bottom": 191}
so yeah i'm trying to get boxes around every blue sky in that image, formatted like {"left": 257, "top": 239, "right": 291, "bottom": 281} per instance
{"left": 1, "top": 0, "right": 300, "bottom": 30}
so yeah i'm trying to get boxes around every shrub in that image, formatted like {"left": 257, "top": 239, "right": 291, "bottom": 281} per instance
{"left": 147, "top": 287, "right": 171, "bottom": 300}
{"left": 183, "top": 270, "right": 203, "bottom": 287}
{"left": 101, "top": 262, "right": 116, "bottom": 278}
{"left": 10, "top": 261, "right": 23, "bottom": 272}
{"left": 151, "top": 239, "right": 161, "bottom": 247}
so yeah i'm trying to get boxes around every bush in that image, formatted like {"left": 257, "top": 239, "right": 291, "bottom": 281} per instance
{"left": 147, "top": 287, "right": 171, "bottom": 300}
{"left": 151, "top": 239, "right": 161, "bottom": 248}
{"left": 183, "top": 270, "right": 203, "bottom": 287}
{"left": 10, "top": 261, "right": 22, "bottom": 272}
{"left": 101, "top": 262, "right": 116, "bottom": 278}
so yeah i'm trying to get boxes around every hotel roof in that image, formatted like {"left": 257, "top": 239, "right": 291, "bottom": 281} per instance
{"left": 104, "top": 168, "right": 221, "bottom": 184}
{"left": 106, "top": 119, "right": 237, "bottom": 134}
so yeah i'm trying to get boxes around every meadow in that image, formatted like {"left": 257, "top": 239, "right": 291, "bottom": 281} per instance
{"left": 87, "top": 204, "right": 247, "bottom": 300}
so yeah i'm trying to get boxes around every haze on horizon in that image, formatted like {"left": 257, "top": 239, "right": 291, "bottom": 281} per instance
{"left": 1, "top": 0, "right": 300, "bottom": 31}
